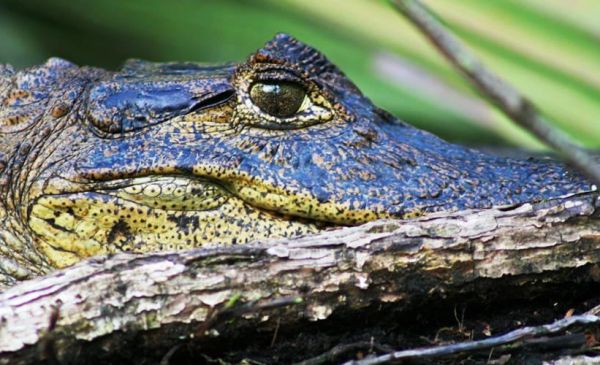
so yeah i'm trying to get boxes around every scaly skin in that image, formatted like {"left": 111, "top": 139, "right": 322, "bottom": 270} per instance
{"left": 0, "top": 34, "right": 593, "bottom": 287}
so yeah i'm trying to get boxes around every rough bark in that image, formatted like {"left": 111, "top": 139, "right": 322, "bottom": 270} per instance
{"left": 1, "top": 192, "right": 600, "bottom": 364}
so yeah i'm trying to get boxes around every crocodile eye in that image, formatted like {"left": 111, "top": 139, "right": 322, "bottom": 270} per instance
{"left": 249, "top": 81, "right": 307, "bottom": 118}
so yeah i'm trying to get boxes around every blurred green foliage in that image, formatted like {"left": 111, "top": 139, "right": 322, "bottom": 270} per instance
{"left": 1, "top": 0, "right": 599, "bottom": 148}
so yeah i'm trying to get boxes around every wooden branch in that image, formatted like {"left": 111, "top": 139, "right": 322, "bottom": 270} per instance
{"left": 1, "top": 192, "right": 600, "bottom": 364}
{"left": 390, "top": 0, "right": 600, "bottom": 186}
{"left": 344, "top": 314, "right": 600, "bottom": 365}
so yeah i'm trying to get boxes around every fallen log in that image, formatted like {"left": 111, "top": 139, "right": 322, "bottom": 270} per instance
{"left": 1, "top": 191, "right": 600, "bottom": 364}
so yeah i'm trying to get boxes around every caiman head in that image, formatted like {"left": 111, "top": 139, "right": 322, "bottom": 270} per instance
{"left": 0, "top": 34, "right": 591, "bottom": 269}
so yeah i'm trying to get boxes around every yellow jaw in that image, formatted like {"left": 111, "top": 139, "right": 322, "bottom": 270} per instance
{"left": 28, "top": 176, "right": 321, "bottom": 268}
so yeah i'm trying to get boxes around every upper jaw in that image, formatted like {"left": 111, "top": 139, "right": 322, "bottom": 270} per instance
{"left": 31, "top": 163, "right": 390, "bottom": 227}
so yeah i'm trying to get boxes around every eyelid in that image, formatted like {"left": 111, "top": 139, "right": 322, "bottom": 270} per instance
{"left": 251, "top": 70, "right": 307, "bottom": 86}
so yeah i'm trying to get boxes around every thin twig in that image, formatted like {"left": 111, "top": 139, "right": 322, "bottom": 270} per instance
{"left": 390, "top": 0, "right": 600, "bottom": 187}
{"left": 342, "top": 314, "right": 600, "bottom": 365}
{"left": 270, "top": 317, "right": 281, "bottom": 347}
{"left": 159, "top": 344, "right": 183, "bottom": 365}
{"left": 294, "top": 341, "right": 394, "bottom": 365}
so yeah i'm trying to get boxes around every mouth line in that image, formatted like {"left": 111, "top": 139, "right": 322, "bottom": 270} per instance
{"left": 46, "top": 174, "right": 334, "bottom": 225}
{"left": 98, "top": 176, "right": 231, "bottom": 213}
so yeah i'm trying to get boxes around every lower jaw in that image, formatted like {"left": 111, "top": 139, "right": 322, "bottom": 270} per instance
{"left": 28, "top": 190, "right": 323, "bottom": 268}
